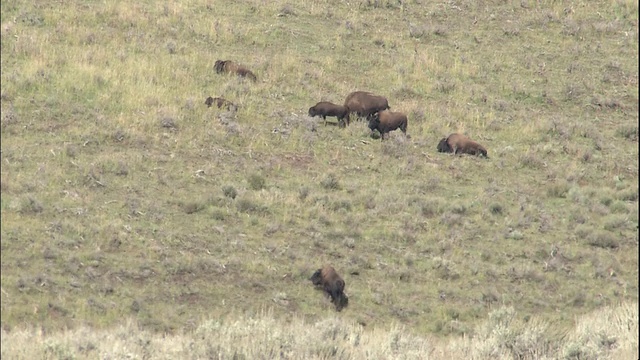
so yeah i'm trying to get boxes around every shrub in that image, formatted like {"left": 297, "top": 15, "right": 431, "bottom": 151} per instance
{"left": 421, "top": 199, "right": 444, "bottom": 218}
{"left": 320, "top": 174, "right": 341, "bottom": 190}
{"left": 586, "top": 231, "right": 619, "bottom": 249}
{"left": 222, "top": 185, "right": 238, "bottom": 199}
{"left": 489, "top": 203, "right": 503, "bottom": 215}
{"left": 547, "top": 181, "right": 570, "bottom": 198}
{"left": 616, "top": 188, "right": 638, "bottom": 202}
{"left": 247, "top": 173, "right": 266, "bottom": 191}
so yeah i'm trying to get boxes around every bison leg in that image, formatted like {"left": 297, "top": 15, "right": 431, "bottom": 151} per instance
{"left": 332, "top": 290, "right": 345, "bottom": 311}
{"left": 330, "top": 288, "right": 341, "bottom": 304}
{"left": 325, "top": 285, "right": 335, "bottom": 303}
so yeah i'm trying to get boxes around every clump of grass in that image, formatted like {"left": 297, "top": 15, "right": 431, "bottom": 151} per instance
{"left": 547, "top": 181, "right": 570, "bottom": 198}
{"left": 440, "top": 212, "right": 463, "bottom": 226}
{"left": 488, "top": 202, "right": 503, "bottom": 215}
{"left": 615, "top": 124, "right": 638, "bottom": 140}
{"left": 493, "top": 99, "right": 509, "bottom": 112}
{"left": 434, "top": 78, "right": 456, "bottom": 94}
{"left": 298, "top": 186, "right": 309, "bottom": 201}
{"left": 616, "top": 188, "right": 638, "bottom": 202}
{"left": 574, "top": 224, "right": 594, "bottom": 240}
{"left": 247, "top": 173, "right": 266, "bottom": 191}
{"left": 449, "top": 202, "right": 467, "bottom": 215}
{"left": 278, "top": 4, "right": 296, "bottom": 17}
{"left": 329, "top": 199, "right": 352, "bottom": 212}
{"left": 587, "top": 231, "right": 619, "bottom": 249}
{"left": 114, "top": 161, "right": 129, "bottom": 176}
{"left": 568, "top": 186, "right": 594, "bottom": 205}
{"left": 420, "top": 198, "right": 444, "bottom": 218}
{"left": 381, "top": 136, "right": 410, "bottom": 157}
{"left": 222, "top": 185, "right": 238, "bottom": 199}
{"left": 65, "top": 144, "right": 77, "bottom": 158}
{"left": 519, "top": 152, "right": 544, "bottom": 169}
{"left": 599, "top": 194, "right": 614, "bottom": 207}
{"left": 431, "top": 257, "right": 460, "bottom": 280}
{"left": 183, "top": 201, "right": 206, "bottom": 214}
{"left": 506, "top": 229, "right": 524, "bottom": 240}
{"left": 502, "top": 26, "right": 520, "bottom": 37}
{"left": 320, "top": 173, "right": 340, "bottom": 190}
{"left": 393, "top": 86, "right": 421, "bottom": 100}
{"left": 608, "top": 200, "right": 629, "bottom": 214}
{"left": 19, "top": 196, "right": 43, "bottom": 214}
{"left": 236, "top": 197, "right": 268, "bottom": 214}
{"left": 210, "top": 208, "right": 226, "bottom": 220}
{"left": 568, "top": 211, "right": 588, "bottom": 224}
{"left": 603, "top": 215, "right": 629, "bottom": 231}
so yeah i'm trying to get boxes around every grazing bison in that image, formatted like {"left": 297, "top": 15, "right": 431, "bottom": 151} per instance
{"left": 343, "top": 91, "right": 390, "bottom": 125}
{"left": 308, "top": 102, "right": 349, "bottom": 127}
{"left": 367, "top": 110, "right": 408, "bottom": 140}
{"left": 214, "top": 60, "right": 257, "bottom": 82}
{"left": 205, "top": 96, "right": 238, "bottom": 111}
{"left": 437, "top": 133, "right": 488, "bottom": 157}
{"left": 310, "top": 266, "right": 348, "bottom": 311}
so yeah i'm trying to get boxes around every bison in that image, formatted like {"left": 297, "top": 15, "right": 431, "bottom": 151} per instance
{"left": 437, "top": 133, "right": 488, "bottom": 158}
{"left": 308, "top": 101, "right": 349, "bottom": 127}
{"left": 343, "top": 91, "right": 390, "bottom": 125}
{"left": 367, "top": 110, "right": 408, "bottom": 140}
{"left": 205, "top": 96, "right": 238, "bottom": 111}
{"left": 214, "top": 60, "right": 257, "bottom": 82}
{"left": 310, "top": 265, "right": 348, "bottom": 311}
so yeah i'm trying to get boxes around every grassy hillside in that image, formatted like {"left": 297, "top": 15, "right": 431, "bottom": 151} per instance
{"left": 1, "top": 0, "right": 638, "bottom": 349}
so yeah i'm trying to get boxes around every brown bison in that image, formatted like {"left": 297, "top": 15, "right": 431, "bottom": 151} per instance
{"left": 343, "top": 91, "right": 390, "bottom": 125}
{"left": 437, "top": 133, "right": 488, "bottom": 157}
{"left": 308, "top": 102, "right": 349, "bottom": 127}
{"left": 205, "top": 96, "right": 238, "bottom": 111}
{"left": 310, "top": 266, "right": 348, "bottom": 311}
{"left": 367, "top": 110, "right": 408, "bottom": 140}
{"left": 214, "top": 60, "right": 257, "bottom": 82}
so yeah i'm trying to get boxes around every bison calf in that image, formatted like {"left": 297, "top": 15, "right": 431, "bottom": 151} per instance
{"left": 367, "top": 110, "right": 408, "bottom": 140}
{"left": 308, "top": 102, "right": 349, "bottom": 127}
{"left": 205, "top": 96, "right": 238, "bottom": 111}
{"left": 214, "top": 60, "right": 257, "bottom": 82}
{"left": 437, "top": 133, "right": 488, "bottom": 157}
{"left": 310, "top": 266, "right": 348, "bottom": 311}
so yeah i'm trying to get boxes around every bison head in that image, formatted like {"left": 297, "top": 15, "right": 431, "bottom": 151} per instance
{"left": 205, "top": 96, "right": 214, "bottom": 108}
{"left": 309, "top": 269, "right": 323, "bottom": 286}
{"left": 308, "top": 106, "right": 317, "bottom": 117}
{"left": 214, "top": 60, "right": 226, "bottom": 73}
{"left": 437, "top": 138, "right": 450, "bottom": 153}
{"left": 367, "top": 112, "right": 380, "bottom": 131}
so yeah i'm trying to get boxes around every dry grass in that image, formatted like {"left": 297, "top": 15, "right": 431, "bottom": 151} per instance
{"left": 1, "top": 302, "right": 637, "bottom": 359}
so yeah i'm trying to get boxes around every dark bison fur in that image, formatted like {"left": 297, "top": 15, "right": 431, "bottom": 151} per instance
{"left": 310, "top": 266, "right": 348, "bottom": 311}
{"left": 308, "top": 102, "right": 349, "bottom": 127}
{"left": 343, "top": 91, "right": 390, "bottom": 125}
{"left": 205, "top": 96, "right": 238, "bottom": 111}
{"left": 367, "top": 110, "right": 408, "bottom": 140}
{"left": 214, "top": 60, "right": 257, "bottom": 82}
{"left": 437, "top": 133, "right": 488, "bottom": 158}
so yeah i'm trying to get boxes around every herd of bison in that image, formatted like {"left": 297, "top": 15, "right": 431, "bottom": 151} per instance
{"left": 209, "top": 59, "right": 489, "bottom": 311}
